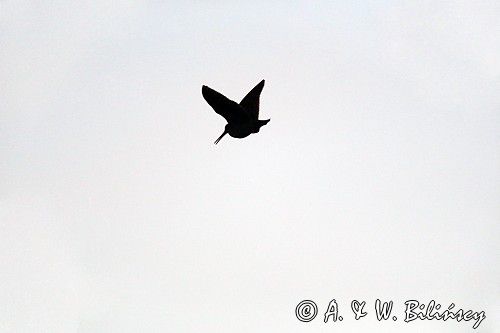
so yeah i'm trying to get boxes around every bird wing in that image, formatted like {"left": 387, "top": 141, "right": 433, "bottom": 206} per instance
{"left": 239, "top": 79, "right": 265, "bottom": 119}
{"left": 202, "top": 85, "right": 247, "bottom": 123}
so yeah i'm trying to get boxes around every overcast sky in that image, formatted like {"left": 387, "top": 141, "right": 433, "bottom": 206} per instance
{"left": 1, "top": 1, "right": 499, "bottom": 332}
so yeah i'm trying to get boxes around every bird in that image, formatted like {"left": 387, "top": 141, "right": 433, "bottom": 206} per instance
{"left": 202, "top": 79, "right": 270, "bottom": 144}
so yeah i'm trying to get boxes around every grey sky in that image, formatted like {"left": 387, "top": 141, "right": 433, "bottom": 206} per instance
{"left": 1, "top": 1, "right": 499, "bottom": 332}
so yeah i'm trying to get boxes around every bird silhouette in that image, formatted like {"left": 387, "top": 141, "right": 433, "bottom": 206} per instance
{"left": 202, "top": 79, "right": 270, "bottom": 144}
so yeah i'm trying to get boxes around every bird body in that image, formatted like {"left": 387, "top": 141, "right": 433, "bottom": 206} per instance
{"left": 202, "top": 79, "right": 270, "bottom": 144}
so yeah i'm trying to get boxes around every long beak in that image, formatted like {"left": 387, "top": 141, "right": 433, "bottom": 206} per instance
{"left": 214, "top": 130, "right": 227, "bottom": 144}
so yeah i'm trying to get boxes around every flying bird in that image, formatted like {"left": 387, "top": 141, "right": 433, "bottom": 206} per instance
{"left": 202, "top": 79, "right": 270, "bottom": 144}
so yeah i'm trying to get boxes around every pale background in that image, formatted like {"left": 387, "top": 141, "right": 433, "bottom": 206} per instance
{"left": 1, "top": 1, "right": 499, "bottom": 332}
